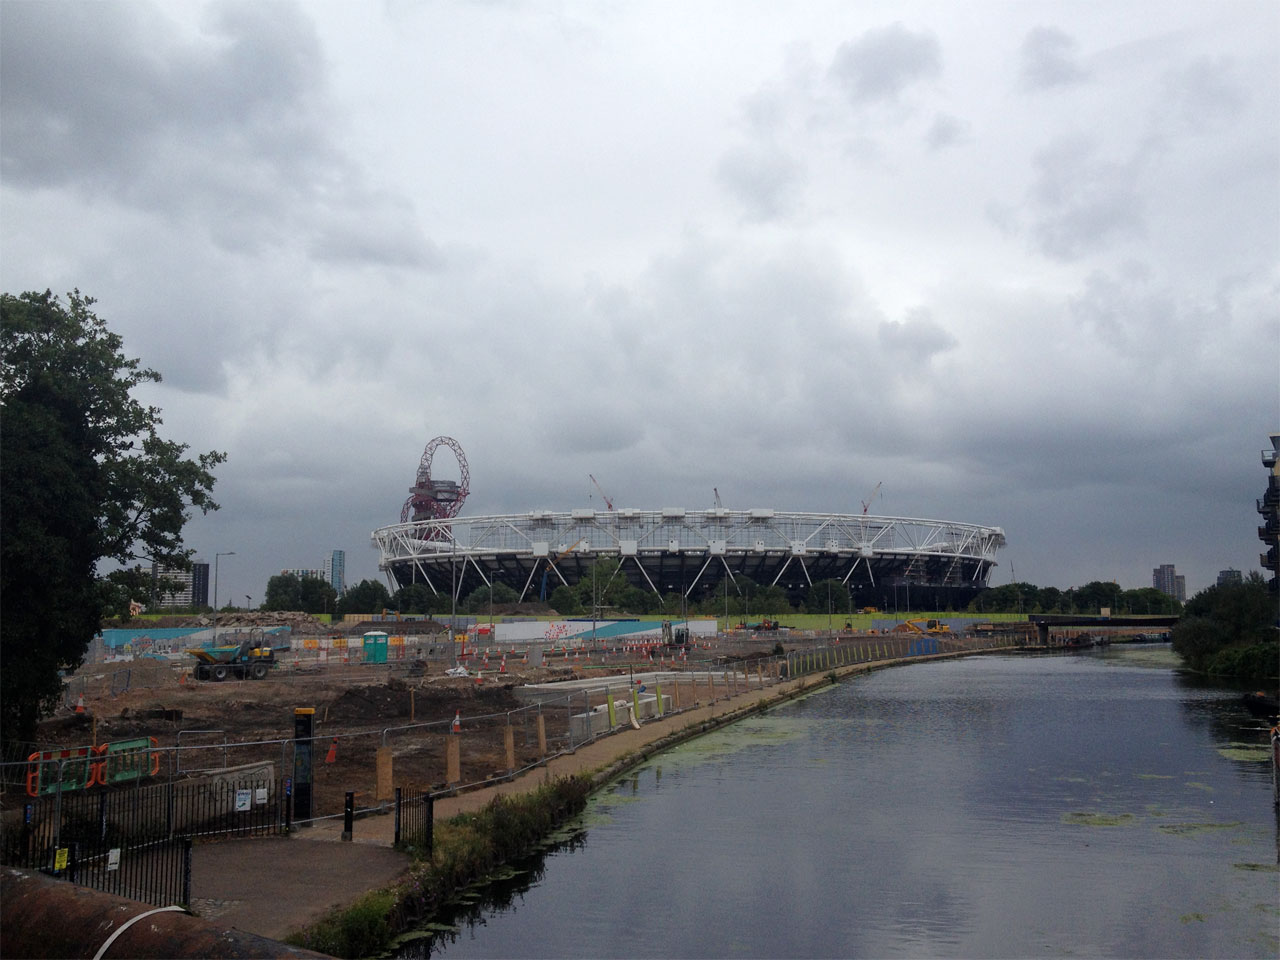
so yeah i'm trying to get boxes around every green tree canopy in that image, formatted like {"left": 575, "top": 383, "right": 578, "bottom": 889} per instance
{"left": 1172, "top": 572, "right": 1276, "bottom": 679}
{"left": 263, "top": 573, "right": 303, "bottom": 611}
{"left": 337, "top": 579, "right": 392, "bottom": 618}
{"left": 1, "top": 290, "right": 224, "bottom": 743}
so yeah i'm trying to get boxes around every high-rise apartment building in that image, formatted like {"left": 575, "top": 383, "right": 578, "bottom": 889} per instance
{"left": 1152, "top": 564, "right": 1186, "bottom": 603}
{"left": 1215, "top": 568, "right": 1243, "bottom": 587}
{"left": 150, "top": 561, "right": 210, "bottom": 609}
{"left": 325, "top": 550, "right": 346, "bottom": 597}
{"left": 1259, "top": 434, "right": 1278, "bottom": 594}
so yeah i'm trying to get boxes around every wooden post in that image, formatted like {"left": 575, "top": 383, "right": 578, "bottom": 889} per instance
{"left": 376, "top": 745, "right": 393, "bottom": 802}
{"left": 606, "top": 687, "right": 616, "bottom": 728}
{"left": 536, "top": 713, "right": 547, "bottom": 756}
{"left": 672, "top": 680, "right": 681, "bottom": 709}
{"left": 410, "top": 689, "right": 415, "bottom": 723}
{"left": 446, "top": 736, "right": 460, "bottom": 784}
{"left": 504, "top": 725, "right": 515, "bottom": 773}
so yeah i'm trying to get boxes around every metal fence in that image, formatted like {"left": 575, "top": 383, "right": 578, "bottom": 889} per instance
{"left": 1, "top": 802, "right": 193, "bottom": 907}
{"left": 393, "top": 786, "right": 433, "bottom": 855}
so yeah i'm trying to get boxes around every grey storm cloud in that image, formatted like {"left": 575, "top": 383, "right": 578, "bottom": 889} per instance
{"left": 1019, "top": 27, "right": 1090, "bottom": 90}
{"left": 877, "top": 309, "right": 958, "bottom": 358}
{"left": 716, "top": 144, "right": 805, "bottom": 221}
{"left": 1027, "top": 136, "right": 1144, "bottom": 260}
{"left": 0, "top": 0, "right": 432, "bottom": 269}
{"left": 1, "top": 1, "right": 1275, "bottom": 601}
{"left": 829, "top": 23, "right": 942, "bottom": 105}
{"left": 925, "top": 113, "right": 969, "bottom": 151}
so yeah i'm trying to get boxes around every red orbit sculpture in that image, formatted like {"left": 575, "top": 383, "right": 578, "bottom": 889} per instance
{"left": 401, "top": 436, "right": 471, "bottom": 536}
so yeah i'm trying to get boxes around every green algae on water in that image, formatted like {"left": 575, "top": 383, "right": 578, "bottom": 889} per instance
{"left": 1217, "top": 743, "right": 1271, "bottom": 762}
{"left": 1157, "top": 821, "right": 1243, "bottom": 835}
{"left": 1233, "top": 862, "right": 1280, "bottom": 872}
{"left": 1061, "top": 811, "right": 1136, "bottom": 827}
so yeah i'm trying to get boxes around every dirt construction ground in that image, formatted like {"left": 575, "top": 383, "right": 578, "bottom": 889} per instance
{"left": 19, "top": 633, "right": 821, "bottom": 817}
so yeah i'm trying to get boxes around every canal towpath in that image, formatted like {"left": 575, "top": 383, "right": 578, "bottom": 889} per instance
{"left": 191, "top": 650, "right": 1007, "bottom": 942}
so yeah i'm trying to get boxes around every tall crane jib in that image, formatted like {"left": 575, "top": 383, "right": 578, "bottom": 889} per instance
{"left": 589, "top": 474, "right": 614, "bottom": 511}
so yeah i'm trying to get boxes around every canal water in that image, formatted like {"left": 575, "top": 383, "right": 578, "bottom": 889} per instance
{"left": 397, "top": 647, "right": 1279, "bottom": 959}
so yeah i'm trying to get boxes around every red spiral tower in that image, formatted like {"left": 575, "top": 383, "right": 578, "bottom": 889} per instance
{"left": 401, "top": 436, "right": 470, "bottom": 538}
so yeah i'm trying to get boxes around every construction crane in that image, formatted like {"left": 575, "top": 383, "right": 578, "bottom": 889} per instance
{"left": 713, "top": 487, "right": 723, "bottom": 509}
{"left": 540, "top": 538, "right": 586, "bottom": 600}
{"left": 589, "top": 474, "right": 614, "bottom": 511}
{"left": 861, "top": 481, "right": 882, "bottom": 515}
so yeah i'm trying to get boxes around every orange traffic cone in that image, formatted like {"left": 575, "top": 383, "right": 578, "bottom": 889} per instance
{"left": 325, "top": 737, "right": 338, "bottom": 763}
{"left": 500, "top": 658, "right": 507, "bottom": 674}
{"left": 74, "top": 695, "right": 85, "bottom": 714}
{"left": 452, "top": 711, "right": 462, "bottom": 733}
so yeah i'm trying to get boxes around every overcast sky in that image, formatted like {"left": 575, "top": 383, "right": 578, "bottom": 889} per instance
{"left": 2, "top": 1, "right": 1277, "bottom": 606}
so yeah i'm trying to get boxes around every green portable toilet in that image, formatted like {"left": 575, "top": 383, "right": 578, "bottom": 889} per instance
{"left": 362, "top": 631, "right": 389, "bottom": 664}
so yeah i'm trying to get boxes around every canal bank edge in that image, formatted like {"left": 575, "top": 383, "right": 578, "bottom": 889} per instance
{"left": 287, "top": 646, "right": 1018, "bottom": 958}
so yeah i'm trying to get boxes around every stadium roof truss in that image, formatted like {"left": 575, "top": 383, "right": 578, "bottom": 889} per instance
{"left": 372, "top": 509, "right": 1006, "bottom": 606}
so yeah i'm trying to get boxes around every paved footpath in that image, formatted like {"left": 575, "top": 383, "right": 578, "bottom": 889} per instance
{"left": 191, "top": 652, "right": 996, "bottom": 942}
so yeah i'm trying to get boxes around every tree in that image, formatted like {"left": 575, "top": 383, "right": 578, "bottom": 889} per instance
{"left": 298, "top": 576, "right": 338, "bottom": 616}
{"left": 804, "top": 579, "right": 848, "bottom": 614}
{"left": 1172, "top": 573, "right": 1275, "bottom": 679}
{"left": 337, "top": 579, "right": 391, "bottom": 617}
{"left": 263, "top": 573, "right": 303, "bottom": 611}
{"left": 1, "top": 290, "right": 224, "bottom": 743}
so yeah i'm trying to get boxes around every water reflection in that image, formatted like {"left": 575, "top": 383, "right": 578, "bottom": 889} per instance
{"left": 397, "top": 651, "right": 1278, "bottom": 959}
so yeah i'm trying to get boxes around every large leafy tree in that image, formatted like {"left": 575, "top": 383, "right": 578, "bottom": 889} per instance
{"left": 336, "top": 579, "right": 392, "bottom": 618}
{"left": 1, "top": 291, "right": 224, "bottom": 743}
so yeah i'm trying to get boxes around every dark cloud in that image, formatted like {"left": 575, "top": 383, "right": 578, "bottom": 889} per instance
{"left": 716, "top": 144, "right": 804, "bottom": 221}
{"left": 1019, "top": 27, "right": 1089, "bottom": 90}
{"left": 925, "top": 113, "right": 968, "bottom": 150}
{"left": 877, "top": 309, "right": 958, "bottom": 357}
{"left": 0, "top": 0, "right": 431, "bottom": 269}
{"left": 1027, "top": 136, "right": 1144, "bottom": 260}
{"left": 829, "top": 23, "right": 941, "bottom": 106}
{"left": 1162, "top": 56, "right": 1247, "bottom": 133}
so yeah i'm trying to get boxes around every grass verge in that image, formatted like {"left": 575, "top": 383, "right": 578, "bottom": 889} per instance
{"left": 286, "top": 774, "right": 592, "bottom": 958}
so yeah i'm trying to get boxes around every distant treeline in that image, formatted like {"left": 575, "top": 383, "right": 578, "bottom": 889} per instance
{"left": 965, "top": 581, "right": 1182, "bottom": 615}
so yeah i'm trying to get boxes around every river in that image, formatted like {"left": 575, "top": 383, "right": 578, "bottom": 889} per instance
{"left": 396, "top": 646, "right": 1279, "bottom": 959}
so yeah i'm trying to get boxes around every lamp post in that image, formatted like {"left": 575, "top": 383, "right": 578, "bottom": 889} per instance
{"left": 214, "top": 551, "right": 235, "bottom": 640}
{"left": 245, "top": 595, "right": 252, "bottom": 611}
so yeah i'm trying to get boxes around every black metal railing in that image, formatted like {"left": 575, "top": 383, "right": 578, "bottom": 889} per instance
{"left": 1, "top": 776, "right": 287, "bottom": 905}
{"left": 394, "top": 785, "right": 433, "bottom": 856}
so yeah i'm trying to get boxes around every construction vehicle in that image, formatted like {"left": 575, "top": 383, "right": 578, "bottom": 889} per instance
{"left": 904, "top": 618, "right": 951, "bottom": 635}
{"left": 661, "top": 621, "right": 690, "bottom": 646}
{"left": 189, "top": 636, "right": 281, "bottom": 681}
{"left": 734, "top": 618, "right": 781, "bottom": 632}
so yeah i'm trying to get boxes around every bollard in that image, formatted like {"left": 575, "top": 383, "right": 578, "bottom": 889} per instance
{"left": 341, "top": 791, "right": 353, "bottom": 842}
{"left": 376, "top": 746, "right": 393, "bottom": 802}
{"left": 446, "top": 737, "right": 461, "bottom": 785}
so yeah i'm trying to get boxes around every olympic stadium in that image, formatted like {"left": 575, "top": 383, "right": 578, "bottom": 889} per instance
{"left": 371, "top": 438, "right": 1006, "bottom": 611}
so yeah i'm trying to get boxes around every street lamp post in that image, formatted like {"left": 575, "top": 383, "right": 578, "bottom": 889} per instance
{"left": 245, "top": 595, "right": 252, "bottom": 611}
{"left": 214, "top": 551, "right": 235, "bottom": 640}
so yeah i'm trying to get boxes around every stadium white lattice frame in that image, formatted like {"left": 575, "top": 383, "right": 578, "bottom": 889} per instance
{"left": 371, "top": 509, "right": 1006, "bottom": 604}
